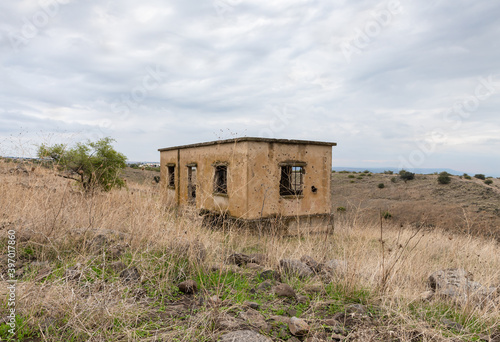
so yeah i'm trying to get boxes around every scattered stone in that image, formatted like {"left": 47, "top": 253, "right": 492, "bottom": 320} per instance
{"left": 247, "top": 263, "right": 264, "bottom": 271}
{"left": 269, "top": 315, "right": 291, "bottom": 325}
{"left": 273, "top": 283, "right": 296, "bottom": 298}
{"left": 288, "top": 316, "right": 310, "bottom": 336}
{"left": 120, "top": 267, "right": 141, "bottom": 282}
{"left": 217, "top": 315, "right": 246, "bottom": 331}
{"left": 279, "top": 259, "right": 314, "bottom": 279}
{"left": 178, "top": 279, "right": 198, "bottom": 294}
{"left": 428, "top": 268, "right": 498, "bottom": 306}
{"left": 297, "top": 295, "right": 309, "bottom": 304}
{"left": 259, "top": 269, "right": 281, "bottom": 281}
{"left": 239, "top": 309, "right": 270, "bottom": 333}
{"left": 219, "top": 330, "right": 272, "bottom": 342}
{"left": 321, "top": 259, "right": 347, "bottom": 277}
{"left": 30, "top": 261, "right": 50, "bottom": 267}
{"left": 440, "top": 318, "right": 463, "bottom": 331}
{"left": 227, "top": 253, "right": 254, "bottom": 266}
{"left": 257, "top": 279, "right": 273, "bottom": 292}
{"left": 244, "top": 301, "right": 260, "bottom": 310}
{"left": 300, "top": 255, "right": 322, "bottom": 272}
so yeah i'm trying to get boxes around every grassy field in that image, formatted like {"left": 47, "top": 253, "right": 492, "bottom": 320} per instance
{"left": 0, "top": 161, "right": 499, "bottom": 341}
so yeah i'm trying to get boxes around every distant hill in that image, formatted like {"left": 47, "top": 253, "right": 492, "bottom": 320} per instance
{"left": 332, "top": 167, "right": 480, "bottom": 176}
{"left": 331, "top": 171, "right": 500, "bottom": 240}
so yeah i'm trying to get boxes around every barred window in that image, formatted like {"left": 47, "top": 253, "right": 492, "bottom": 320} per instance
{"left": 279, "top": 164, "right": 304, "bottom": 196}
{"left": 214, "top": 165, "right": 228, "bottom": 194}
{"left": 167, "top": 165, "right": 175, "bottom": 188}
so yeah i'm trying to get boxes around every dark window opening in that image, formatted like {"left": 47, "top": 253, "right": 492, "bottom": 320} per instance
{"left": 187, "top": 165, "right": 197, "bottom": 203}
{"left": 167, "top": 165, "right": 175, "bottom": 188}
{"left": 280, "top": 165, "right": 304, "bottom": 196}
{"left": 214, "top": 165, "right": 228, "bottom": 194}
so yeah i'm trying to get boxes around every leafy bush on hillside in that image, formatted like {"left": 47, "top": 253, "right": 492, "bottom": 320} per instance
{"left": 484, "top": 179, "right": 493, "bottom": 185}
{"left": 437, "top": 172, "right": 451, "bottom": 185}
{"left": 378, "top": 183, "right": 385, "bottom": 189}
{"left": 399, "top": 170, "right": 415, "bottom": 182}
{"left": 463, "top": 173, "right": 472, "bottom": 180}
{"left": 348, "top": 175, "right": 355, "bottom": 178}
{"left": 474, "top": 174, "right": 486, "bottom": 180}
{"left": 383, "top": 170, "right": 394, "bottom": 174}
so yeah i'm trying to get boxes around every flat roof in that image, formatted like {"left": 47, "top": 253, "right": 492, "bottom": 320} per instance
{"left": 158, "top": 137, "right": 337, "bottom": 152}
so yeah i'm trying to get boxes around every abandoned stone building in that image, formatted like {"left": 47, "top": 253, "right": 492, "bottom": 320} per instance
{"left": 158, "top": 137, "right": 336, "bottom": 230}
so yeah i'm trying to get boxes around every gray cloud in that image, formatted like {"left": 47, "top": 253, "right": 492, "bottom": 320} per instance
{"left": 0, "top": 0, "right": 499, "bottom": 175}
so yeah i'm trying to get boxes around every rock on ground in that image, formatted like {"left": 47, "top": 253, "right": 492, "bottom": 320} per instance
{"left": 273, "top": 283, "right": 296, "bottom": 298}
{"left": 219, "top": 330, "right": 272, "bottom": 342}
{"left": 288, "top": 316, "right": 310, "bottom": 336}
{"left": 428, "top": 268, "right": 498, "bottom": 306}
{"left": 279, "top": 259, "right": 313, "bottom": 278}
{"left": 178, "top": 279, "right": 198, "bottom": 294}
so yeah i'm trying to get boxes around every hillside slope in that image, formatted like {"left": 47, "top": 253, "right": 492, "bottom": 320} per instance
{"left": 331, "top": 172, "right": 500, "bottom": 239}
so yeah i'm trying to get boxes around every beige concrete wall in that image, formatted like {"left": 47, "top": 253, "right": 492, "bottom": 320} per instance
{"left": 160, "top": 142, "right": 249, "bottom": 217}
{"left": 160, "top": 140, "right": 332, "bottom": 220}
{"left": 245, "top": 141, "right": 332, "bottom": 220}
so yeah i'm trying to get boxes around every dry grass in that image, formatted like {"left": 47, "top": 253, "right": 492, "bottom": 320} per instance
{"left": 0, "top": 160, "right": 499, "bottom": 341}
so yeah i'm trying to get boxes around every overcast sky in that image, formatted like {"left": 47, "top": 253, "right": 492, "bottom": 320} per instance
{"left": 1, "top": 0, "right": 499, "bottom": 175}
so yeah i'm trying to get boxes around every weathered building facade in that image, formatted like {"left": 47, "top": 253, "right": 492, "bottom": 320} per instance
{"left": 158, "top": 138, "right": 336, "bottom": 229}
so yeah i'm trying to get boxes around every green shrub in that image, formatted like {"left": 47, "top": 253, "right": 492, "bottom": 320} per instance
{"left": 357, "top": 176, "right": 363, "bottom": 180}
{"left": 437, "top": 171, "right": 451, "bottom": 184}
{"left": 474, "top": 174, "right": 486, "bottom": 180}
{"left": 484, "top": 179, "right": 493, "bottom": 185}
{"left": 348, "top": 175, "right": 355, "bottom": 178}
{"left": 367, "top": 173, "right": 372, "bottom": 177}
{"left": 384, "top": 170, "right": 394, "bottom": 174}
{"left": 391, "top": 177, "right": 397, "bottom": 183}
{"left": 378, "top": 183, "right": 385, "bottom": 189}
{"left": 381, "top": 211, "right": 392, "bottom": 219}
{"left": 350, "top": 180, "right": 355, "bottom": 183}
{"left": 463, "top": 173, "right": 472, "bottom": 180}
{"left": 399, "top": 170, "right": 415, "bottom": 182}
{"left": 337, "top": 206, "right": 346, "bottom": 212}
{"left": 363, "top": 170, "right": 371, "bottom": 174}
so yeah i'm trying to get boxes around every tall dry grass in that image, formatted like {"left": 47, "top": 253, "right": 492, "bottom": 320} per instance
{"left": 0, "top": 160, "right": 499, "bottom": 341}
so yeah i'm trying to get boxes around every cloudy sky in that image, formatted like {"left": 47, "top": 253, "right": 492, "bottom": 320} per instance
{"left": 1, "top": 0, "right": 499, "bottom": 175}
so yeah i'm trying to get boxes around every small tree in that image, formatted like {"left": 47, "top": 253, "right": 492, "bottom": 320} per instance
{"left": 37, "top": 137, "right": 127, "bottom": 191}
{"left": 399, "top": 170, "right": 415, "bottom": 182}
{"left": 484, "top": 179, "right": 493, "bottom": 185}
{"left": 437, "top": 171, "right": 451, "bottom": 184}
{"left": 474, "top": 174, "right": 486, "bottom": 180}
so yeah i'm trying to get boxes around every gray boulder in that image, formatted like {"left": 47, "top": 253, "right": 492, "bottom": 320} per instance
{"left": 219, "top": 330, "right": 272, "bottom": 342}
{"left": 428, "top": 268, "right": 498, "bottom": 307}
{"left": 279, "top": 259, "right": 313, "bottom": 279}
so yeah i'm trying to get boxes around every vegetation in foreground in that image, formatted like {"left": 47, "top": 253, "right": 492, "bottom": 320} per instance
{"left": 0, "top": 160, "right": 499, "bottom": 341}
